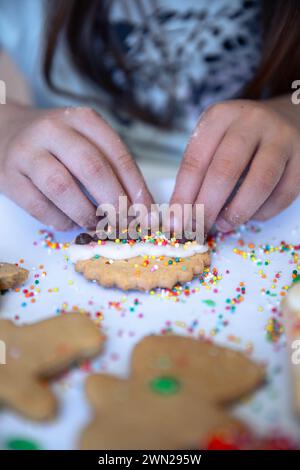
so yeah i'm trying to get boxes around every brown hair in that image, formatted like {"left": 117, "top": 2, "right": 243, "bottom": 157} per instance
{"left": 44, "top": 0, "right": 300, "bottom": 125}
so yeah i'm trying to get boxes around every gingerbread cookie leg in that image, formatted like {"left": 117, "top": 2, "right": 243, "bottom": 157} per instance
{"left": 0, "top": 314, "right": 105, "bottom": 420}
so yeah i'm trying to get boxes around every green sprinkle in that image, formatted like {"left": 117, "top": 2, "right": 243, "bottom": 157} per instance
{"left": 5, "top": 438, "right": 41, "bottom": 450}
{"left": 202, "top": 299, "right": 216, "bottom": 307}
{"left": 150, "top": 376, "right": 181, "bottom": 396}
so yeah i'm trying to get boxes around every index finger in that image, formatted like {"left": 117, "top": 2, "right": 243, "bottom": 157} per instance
{"left": 170, "top": 104, "right": 237, "bottom": 207}
{"left": 67, "top": 107, "right": 154, "bottom": 208}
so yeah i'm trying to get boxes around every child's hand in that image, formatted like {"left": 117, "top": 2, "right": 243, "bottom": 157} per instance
{"left": 171, "top": 100, "right": 300, "bottom": 233}
{"left": 0, "top": 104, "right": 153, "bottom": 230}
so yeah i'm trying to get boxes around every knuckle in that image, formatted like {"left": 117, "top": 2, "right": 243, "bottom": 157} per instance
{"left": 6, "top": 139, "right": 29, "bottom": 162}
{"left": 77, "top": 106, "right": 97, "bottom": 121}
{"left": 247, "top": 105, "right": 267, "bottom": 122}
{"left": 116, "top": 151, "right": 134, "bottom": 172}
{"left": 202, "top": 103, "right": 225, "bottom": 121}
{"left": 34, "top": 116, "right": 56, "bottom": 135}
{"left": 181, "top": 154, "right": 201, "bottom": 172}
{"left": 204, "top": 102, "right": 226, "bottom": 119}
{"left": 213, "top": 157, "right": 238, "bottom": 181}
{"left": 45, "top": 172, "right": 71, "bottom": 197}
{"left": 81, "top": 157, "right": 107, "bottom": 179}
{"left": 227, "top": 132, "right": 248, "bottom": 149}
{"left": 26, "top": 152, "right": 42, "bottom": 172}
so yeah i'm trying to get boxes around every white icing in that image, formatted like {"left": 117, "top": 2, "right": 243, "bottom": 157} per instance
{"left": 68, "top": 240, "right": 208, "bottom": 262}
{"left": 287, "top": 284, "right": 300, "bottom": 311}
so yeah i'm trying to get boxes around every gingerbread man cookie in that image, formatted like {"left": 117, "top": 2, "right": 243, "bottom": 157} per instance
{"left": 80, "top": 335, "right": 265, "bottom": 449}
{"left": 0, "top": 262, "right": 28, "bottom": 291}
{"left": 0, "top": 313, "right": 104, "bottom": 420}
{"left": 69, "top": 233, "right": 210, "bottom": 291}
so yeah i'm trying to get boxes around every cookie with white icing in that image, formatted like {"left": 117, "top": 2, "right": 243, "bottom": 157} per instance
{"left": 69, "top": 233, "right": 210, "bottom": 291}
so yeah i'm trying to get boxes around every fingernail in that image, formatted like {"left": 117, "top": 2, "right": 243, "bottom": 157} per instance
{"left": 215, "top": 217, "right": 234, "bottom": 233}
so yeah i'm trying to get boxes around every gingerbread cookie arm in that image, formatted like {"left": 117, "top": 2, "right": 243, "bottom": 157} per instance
{"left": 85, "top": 374, "right": 126, "bottom": 409}
{"left": 20, "top": 314, "right": 105, "bottom": 375}
{"left": 0, "top": 262, "right": 28, "bottom": 290}
{"left": 0, "top": 315, "right": 105, "bottom": 420}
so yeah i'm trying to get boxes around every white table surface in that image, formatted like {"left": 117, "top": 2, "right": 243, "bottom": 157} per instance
{"left": 0, "top": 177, "right": 300, "bottom": 449}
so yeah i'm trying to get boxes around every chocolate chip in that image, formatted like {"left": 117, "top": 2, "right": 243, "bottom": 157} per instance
{"left": 75, "top": 233, "right": 93, "bottom": 245}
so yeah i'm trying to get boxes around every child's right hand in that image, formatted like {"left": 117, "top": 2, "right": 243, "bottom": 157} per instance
{"left": 0, "top": 104, "right": 153, "bottom": 230}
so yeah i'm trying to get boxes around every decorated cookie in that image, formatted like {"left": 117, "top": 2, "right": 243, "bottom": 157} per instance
{"left": 80, "top": 335, "right": 265, "bottom": 449}
{"left": 0, "top": 262, "right": 29, "bottom": 291}
{"left": 69, "top": 233, "right": 210, "bottom": 291}
{"left": 0, "top": 313, "right": 104, "bottom": 420}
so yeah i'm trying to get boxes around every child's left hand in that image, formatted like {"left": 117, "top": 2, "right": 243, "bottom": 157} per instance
{"left": 171, "top": 100, "right": 300, "bottom": 233}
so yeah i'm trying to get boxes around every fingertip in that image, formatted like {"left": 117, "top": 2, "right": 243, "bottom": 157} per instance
{"left": 215, "top": 216, "right": 234, "bottom": 233}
